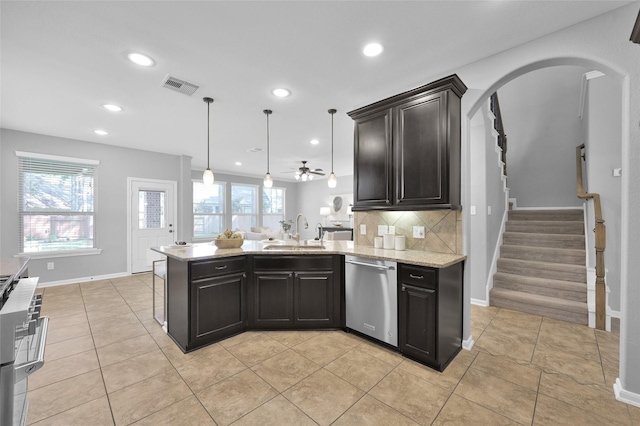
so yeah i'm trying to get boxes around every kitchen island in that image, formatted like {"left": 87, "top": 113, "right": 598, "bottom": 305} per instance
{"left": 152, "top": 240, "right": 465, "bottom": 371}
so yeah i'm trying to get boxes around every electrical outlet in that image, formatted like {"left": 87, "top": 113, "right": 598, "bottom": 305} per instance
{"left": 470, "top": 205, "right": 477, "bottom": 215}
{"left": 388, "top": 225, "right": 395, "bottom": 234}
{"left": 360, "top": 224, "right": 366, "bottom": 235}
{"left": 47, "top": 262, "right": 54, "bottom": 270}
{"left": 378, "top": 225, "right": 388, "bottom": 236}
{"left": 413, "top": 226, "right": 425, "bottom": 239}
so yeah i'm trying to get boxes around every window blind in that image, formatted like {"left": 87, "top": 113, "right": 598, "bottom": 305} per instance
{"left": 17, "top": 153, "right": 98, "bottom": 253}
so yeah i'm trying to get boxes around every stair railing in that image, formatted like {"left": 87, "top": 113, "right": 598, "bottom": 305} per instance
{"left": 490, "top": 92, "right": 508, "bottom": 177}
{"left": 576, "top": 143, "right": 606, "bottom": 330}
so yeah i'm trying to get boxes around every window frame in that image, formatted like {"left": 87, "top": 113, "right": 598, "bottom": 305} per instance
{"left": 16, "top": 151, "right": 102, "bottom": 258}
{"left": 192, "top": 179, "right": 227, "bottom": 241}
{"left": 262, "top": 186, "right": 286, "bottom": 231}
{"left": 230, "top": 182, "right": 259, "bottom": 231}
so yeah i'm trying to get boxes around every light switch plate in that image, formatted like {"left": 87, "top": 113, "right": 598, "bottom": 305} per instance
{"left": 413, "top": 226, "right": 425, "bottom": 238}
{"left": 378, "top": 225, "right": 388, "bottom": 236}
{"left": 470, "top": 206, "right": 477, "bottom": 215}
{"left": 613, "top": 168, "right": 622, "bottom": 177}
{"left": 388, "top": 225, "right": 395, "bottom": 234}
{"left": 488, "top": 206, "right": 492, "bottom": 215}
{"left": 360, "top": 224, "right": 366, "bottom": 235}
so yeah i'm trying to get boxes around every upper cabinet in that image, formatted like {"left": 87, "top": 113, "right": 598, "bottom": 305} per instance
{"left": 348, "top": 74, "right": 467, "bottom": 211}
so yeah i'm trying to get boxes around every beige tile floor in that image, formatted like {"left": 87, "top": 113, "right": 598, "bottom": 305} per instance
{"left": 27, "top": 273, "right": 640, "bottom": 425}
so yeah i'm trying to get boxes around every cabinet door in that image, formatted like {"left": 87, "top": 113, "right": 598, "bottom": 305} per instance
{"left": 294, "top": 271, "right": 334, "bottom": 327}
{"left": 253, "top": 272, "right": 294, "bottom": 328}
{"left": 394, "top": 91, "right": 450, "bottom": 207}
{"left": 353, "top": 108, "right": 393, "bottom": 208}
{"left": 191, "top": 272, "right": 245, "bottom": 346}
{"left": 399, "top": 282, "right": 437, "bottom": 365}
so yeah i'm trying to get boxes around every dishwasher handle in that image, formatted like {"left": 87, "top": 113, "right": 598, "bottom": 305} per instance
{"left": 346, "top": 259, "right": 395, "bottom": 271}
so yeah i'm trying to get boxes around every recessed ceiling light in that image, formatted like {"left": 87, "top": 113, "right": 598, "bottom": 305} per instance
{"left": 363, "top": 43, "right": 384, "bottom": 57}
{"left": 127, "top": 52, "right": 154, "bottom": 67}
{"left": 235, "top": 162, "right": 242, "bottom": 166}
{"left": 102, "top": 104, "right": 122, "bottom": 112}
{"left": 94, "top": 129, "right": 109, "bottom": 136}
{"left": 272, "top": 88, "right": 291, "bottom": 98}
{"left": 310, "top": 139, "right": 320, "bottom": 145}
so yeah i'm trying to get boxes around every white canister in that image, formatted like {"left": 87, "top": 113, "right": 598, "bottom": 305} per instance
{"left": 374, "top": 237, "right": 383, "bottom": 248}
{"left": 383, "top": 233, "right": 395, "bottom": 249}
{"left": 395, "top": 235, "right": 406, "bottom": 251}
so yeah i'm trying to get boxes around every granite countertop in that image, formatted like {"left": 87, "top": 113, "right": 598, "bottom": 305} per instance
{"left": 152, "top": 240, "right": 465, "bottom": 269}
{"left": 0, "top": 256, "right": 30, "bottom": 280}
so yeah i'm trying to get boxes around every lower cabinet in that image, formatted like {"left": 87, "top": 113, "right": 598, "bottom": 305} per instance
{"left": 398, "top": 262, "right": 463, "bottom": 371}
{"left": 250, "top": 255, "right": 343, "bottom": 329}
{"left": 167, "top": 256, "right": 246, "bottom": 352}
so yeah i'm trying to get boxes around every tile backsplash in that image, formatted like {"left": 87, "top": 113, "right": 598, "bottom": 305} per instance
{"left": 354, "top": 210, "right": 463, "bottom": 254}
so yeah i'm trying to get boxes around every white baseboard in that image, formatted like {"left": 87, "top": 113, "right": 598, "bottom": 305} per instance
{"left": 37, "top": 271, "right": 133, "bottom": 288}
{"left": 462, "top": 336, "right": 475, "bottom": 350}
{"left": 614, "top": 378, "right": 640, "bottom": 408}
{"left": 471, "top": 298, "right": 490, "bottom": 307}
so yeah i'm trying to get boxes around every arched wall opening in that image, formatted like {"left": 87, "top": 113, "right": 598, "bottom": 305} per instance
{"left": 460, "top": 56, "right": 627, "bottom": 334}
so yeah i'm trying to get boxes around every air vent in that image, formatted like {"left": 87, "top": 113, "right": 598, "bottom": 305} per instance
{"left": 247, "top": 147, "right": 264, "bottom": 153}
{"left": 161, "top": 75, "right": 199, "bottom": 96}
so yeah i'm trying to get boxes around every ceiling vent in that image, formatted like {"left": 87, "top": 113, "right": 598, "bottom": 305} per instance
{"left": 247, "top": 147, "right": 264, "bottom": 153}
{"left": 161, "top": 75, "right": 199, "bottom": 96}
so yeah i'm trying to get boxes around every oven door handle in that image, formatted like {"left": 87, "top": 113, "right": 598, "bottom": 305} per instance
{"left": 15, "top": 316, "right": 49, "bottom": 383}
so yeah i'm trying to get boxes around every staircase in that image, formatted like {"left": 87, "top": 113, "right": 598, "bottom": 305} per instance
{"left": 490, "top": 209, "right": 588, "bottom": 325}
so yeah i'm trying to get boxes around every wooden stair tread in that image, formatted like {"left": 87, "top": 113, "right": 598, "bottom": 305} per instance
{"left": 508, "top": 209, "right": 583, "bottom": 221}
{"left": 497, "top": 257, "right": 585, "bottom": 274}
{"left": 493, "top": 272, "right": 586, "bottom": 291}
{"left": 500, "top": 244, "right": 585, "bottom": 265}
{"left": 490, "top": 288, "right": 587, "bottom": 314}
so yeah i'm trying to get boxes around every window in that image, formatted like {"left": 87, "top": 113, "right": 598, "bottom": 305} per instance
{"left": 18, "top": 152, "right": 98, "bottom": 253}
{"left": 262, "top": 187, "right": 285, "bottom": 230}
{"left": 231, "top": 184, "right": 257, "bottom": 230}
{"left": 193, "top": 181, "right": 225, "bottom": 239}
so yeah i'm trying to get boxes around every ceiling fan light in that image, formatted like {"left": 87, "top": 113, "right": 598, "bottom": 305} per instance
{"left": 264, "top": 172, "right": 273, "bottom": 188}
{"left": 203, "top": 168, "right": 214, "bottom": 185}
{"left": 301, "top": 173, "right": 308, "bottom": 182}
{"left": 328, "top": 172, "right": 337, "bottom": 188}
{"left": 295, "top": 174, "right": 301, "bottom": 181}
{"left": 308, "top": 174, "right": 314, "bottom": 181}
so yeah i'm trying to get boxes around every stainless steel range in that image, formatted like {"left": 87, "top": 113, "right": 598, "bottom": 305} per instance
{"left": 0, "top": 259, "right": 48, "bottom": 426}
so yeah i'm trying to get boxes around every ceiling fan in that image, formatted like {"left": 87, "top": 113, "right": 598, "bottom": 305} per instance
{"left": 282, "top": 161, "right": 325, "bottom": 181}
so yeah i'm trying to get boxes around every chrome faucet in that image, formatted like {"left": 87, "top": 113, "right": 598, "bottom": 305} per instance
{"left": 316, "top": 222, "right": 324, "bottom": 244}
{"left": 293, "top": 213, "right": 308, "bottom": 242}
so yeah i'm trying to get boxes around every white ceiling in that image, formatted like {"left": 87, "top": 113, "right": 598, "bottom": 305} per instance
{"left": 1, "top": 1, "right": 632, "bottom": 181}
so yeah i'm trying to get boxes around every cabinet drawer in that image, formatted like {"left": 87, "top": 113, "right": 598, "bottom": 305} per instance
{"left": 191, "top": 257, "right": 245, "bottom": 280}
{"left": 399, "top": 264, "right": 436, "bottom": 289}
{"left": 253, "top": 255, "right": 333, "bottom": 271}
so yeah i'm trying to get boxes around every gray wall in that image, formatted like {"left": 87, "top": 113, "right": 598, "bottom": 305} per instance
{"left": 583, "top": 74, "right": 622, "bottom": 312}
{"left": 1, "top": 129, "right": 184, "bottom": 282}
{"left": 468, "top": 102, "right": 507, "bottom": 303}
{"left": 498, "top": 66, "right": 587, "bottom": 208}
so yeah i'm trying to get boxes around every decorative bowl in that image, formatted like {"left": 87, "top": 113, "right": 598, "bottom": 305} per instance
{"left": 214, "top": 238, "right": 244, "bottom": 249}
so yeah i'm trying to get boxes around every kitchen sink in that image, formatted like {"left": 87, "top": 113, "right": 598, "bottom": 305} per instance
{"left": 263, "top": 244, "right": 325, "bottom": 251}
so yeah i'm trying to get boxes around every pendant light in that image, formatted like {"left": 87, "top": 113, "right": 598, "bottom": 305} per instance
{"left": 202, "top": 97, "right": 214, "bottom": 185}
{"left": 263, "top": 109, "right": 273, "bottom": 188}
{"left": 327, "top": 108, "right": 338, "bottom": 188}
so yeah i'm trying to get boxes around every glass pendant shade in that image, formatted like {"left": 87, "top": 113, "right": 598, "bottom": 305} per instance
{"left": 327, "top": 172, "right": 337, "bottom": 188}
{"left": 203, "top": 168, "right": 214, "bottom": 185}
{"left": 264, "top": 172, "right": 273, "bottom": 188}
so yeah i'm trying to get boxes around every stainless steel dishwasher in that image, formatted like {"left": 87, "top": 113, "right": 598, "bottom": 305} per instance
{"left": 345, "top": 255, "right": 398, "bottom": 347}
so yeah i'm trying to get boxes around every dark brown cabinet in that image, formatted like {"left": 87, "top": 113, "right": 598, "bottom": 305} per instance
{"left": 348, "top": 74, "right": 467, "bottom": 211}
{"left": 250, "top": 255, "right": 343, "bottom": 329}
{"left": 398, "top": 261, "right": 463, "bottom": 371}
{"left": 167, "top": 256, "right": 246, "bottom": 352}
